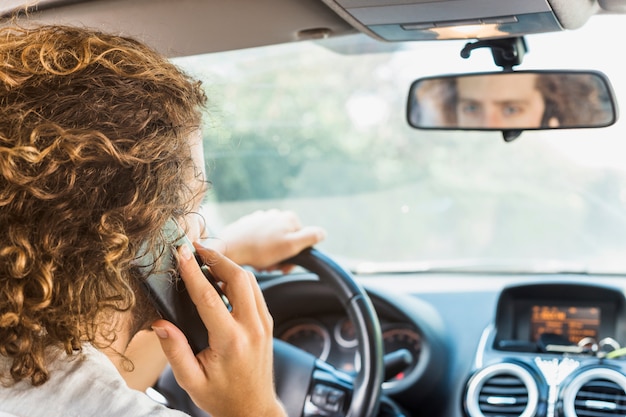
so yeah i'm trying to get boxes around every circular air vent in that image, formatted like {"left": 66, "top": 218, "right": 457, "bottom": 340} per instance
{"left": 562, "top": 368, "right": 626, "bottom": 417}
{"left": 465, "top": 363, "right": 538, "bottom": 417}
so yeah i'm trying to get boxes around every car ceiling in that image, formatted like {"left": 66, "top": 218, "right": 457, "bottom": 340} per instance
{"left": 1, "top": 0, "right": 626, "bottom": 58}
{"left": 1, "top": 0, "right": 356, "bottom": 57}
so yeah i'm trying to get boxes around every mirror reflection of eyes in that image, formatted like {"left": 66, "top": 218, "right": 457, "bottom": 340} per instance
{"left": 458, "top": 101, "right": 525, "bottom": 115}
{"left": 407, "top": 70, "right": 618, "bottom": 131}
{"left": 501, "top": 103, "right": 525, "bottom": 117}
{"left": 458, "top": 101, "right": 481, "bottom": 115}
{"left": 459, "top": 101, "right": 527, "bottom": 118}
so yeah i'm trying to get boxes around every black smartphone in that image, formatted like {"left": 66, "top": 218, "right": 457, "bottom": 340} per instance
{"left": 136, "top": 218, "right": 232, "bottom": 354}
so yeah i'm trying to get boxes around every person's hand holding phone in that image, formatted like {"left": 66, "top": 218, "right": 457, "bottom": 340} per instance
{"left": 151, "top": 243, "right": 286, "bottom": 417}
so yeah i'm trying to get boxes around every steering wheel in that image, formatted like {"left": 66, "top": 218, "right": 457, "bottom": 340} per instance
{"left": 154, "top": 247, "right": 384, "bottom": 417}
{"left": 274, "top": 248, "right": 384, "bottom": 417}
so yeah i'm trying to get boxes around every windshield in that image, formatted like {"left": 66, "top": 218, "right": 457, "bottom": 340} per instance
{"left": 173, "top": 15, "right": 626, "bottom": 274}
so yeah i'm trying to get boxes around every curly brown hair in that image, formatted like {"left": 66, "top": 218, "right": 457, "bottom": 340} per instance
{"left": 537, "top": 73, "right": 612, "bottom": 127}
{"left": 0, "top": 24, "right": 207, "bottom": 386}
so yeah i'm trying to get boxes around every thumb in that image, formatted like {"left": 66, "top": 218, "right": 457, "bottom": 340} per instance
{"left": 151, "top": 319, "right": 204, "bottom": 392}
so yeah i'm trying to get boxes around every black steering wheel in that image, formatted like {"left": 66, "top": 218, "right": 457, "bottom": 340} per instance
{"left": 154, "top": 247, "right": 384, "bottom": 417}
{"left": 274, "top": 248, "right": 384, "bottom": 417}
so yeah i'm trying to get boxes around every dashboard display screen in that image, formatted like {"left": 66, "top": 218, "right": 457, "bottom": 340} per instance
{"left": 530, "top": 305, "right": 600, "bottom": 344}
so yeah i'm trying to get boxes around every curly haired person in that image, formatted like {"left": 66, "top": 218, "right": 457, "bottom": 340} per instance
{"left": 0, "top": 24, "right": 324, "bottom": 417}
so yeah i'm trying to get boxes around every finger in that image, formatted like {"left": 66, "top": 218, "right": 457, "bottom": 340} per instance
{"left": 279, "top": 264, "right": 296, "bottom": 274}
{"left": 281, "top": 210, "right": 302, "bottom": 229}
{"left": 245, "top": 271, "right": 274, "bottom": 328}
{"left": 260, "top": 264, "right": 296, "bottom": 274}
{"left": 286, "top": 225, "right": 326, "bottom": 250}
{"left": 191, "top": 243, "right": 258, "bottom": 319}
{"left": 151, "top": 319, "right": 205, "bottom": 393}
{"left": 176, "top": 244, "right": 234, "bottom": 333}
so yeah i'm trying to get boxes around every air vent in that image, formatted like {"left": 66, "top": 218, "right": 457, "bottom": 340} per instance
{"left": 562, "top": 368, "right": 626, "bottom": 417}
{"left": 465, "top": 363, "right": 538, "bottom": 417}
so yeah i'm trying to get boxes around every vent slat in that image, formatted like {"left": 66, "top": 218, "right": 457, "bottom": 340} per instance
{"left": 483, "top": 377, "right": 524, "bottom": 386}
{"left": 574, "top": 409, "right": 624, "bottom": 417}
{"left": 576, "top": 392, "right": 626, "bottom": 404}
{"left": 574, "top": 378, "right": 626, "bottom": 417}
{"left": 577, "top": 390, "right": 626, "bottom": 398}
{"left": 583, "top": 380, "right": 625, "bottom": 390}
{"left": 478, "top": 404, "right": 527, "bottom": 414}
{"left": 574, "top": 399, "right": 626, "bottom": 412}
{"left": 478, "top": 373, "right": 529, "bottom": 417}
{"left": 481, "top": 386, "right": 527, "bottom": 396}
{"left": 479, "top": 395, "right": 528, "bottom": 405}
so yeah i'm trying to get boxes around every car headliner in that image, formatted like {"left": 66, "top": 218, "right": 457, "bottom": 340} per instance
{"left": 1, "top": 0, "right": 624, "bottom": 58}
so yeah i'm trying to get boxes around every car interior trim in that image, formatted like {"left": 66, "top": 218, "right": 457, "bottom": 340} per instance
{"left": 464, "top": 362, "right": 539, "bottom": 417}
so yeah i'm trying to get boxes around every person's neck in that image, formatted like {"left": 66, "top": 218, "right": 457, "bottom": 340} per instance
{"left": 95, "top": 311, "right": 134, "bottom": 373}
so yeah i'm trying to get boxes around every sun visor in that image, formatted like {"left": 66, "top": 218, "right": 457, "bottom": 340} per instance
{"left": 319, "top": 0, "right": 593, "bottom": 41}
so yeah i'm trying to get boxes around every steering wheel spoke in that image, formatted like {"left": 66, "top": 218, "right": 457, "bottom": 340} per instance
{"left": 303, "top": 360, "right": 353, "bottom": 416}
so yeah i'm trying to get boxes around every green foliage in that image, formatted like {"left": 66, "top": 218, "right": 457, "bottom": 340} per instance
{"left": 197, "top": 40, "right": 426, "bottom": 202}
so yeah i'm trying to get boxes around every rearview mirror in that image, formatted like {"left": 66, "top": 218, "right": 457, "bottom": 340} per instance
{"left": 407, "top": 70, "right": 618, "bottom": 131}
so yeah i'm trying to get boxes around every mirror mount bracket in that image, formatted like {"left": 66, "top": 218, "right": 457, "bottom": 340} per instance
{"left": 460, "top": 37, "right": 529, "bottom": 140}
{"left": 502, "top": 130, "right": 523, "bottom": 142}
{"left": 460, "top": 37, "right": 528, "bottom": 71}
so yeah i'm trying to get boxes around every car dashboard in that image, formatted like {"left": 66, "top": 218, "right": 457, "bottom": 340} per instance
{"left": 260, "top": 271, "right": 626, "bottom": 417}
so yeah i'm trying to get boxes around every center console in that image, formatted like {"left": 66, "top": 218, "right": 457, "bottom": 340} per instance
{"left": 463, "top": 282, "right": 626, "bottom": 417}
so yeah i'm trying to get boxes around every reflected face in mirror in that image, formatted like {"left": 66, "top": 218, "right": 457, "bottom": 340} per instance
{"left": 407, "top": 70, "right": 617, "bottom": 131}
{"left": 456, "top": 73, "right": 556, "bottom": 129}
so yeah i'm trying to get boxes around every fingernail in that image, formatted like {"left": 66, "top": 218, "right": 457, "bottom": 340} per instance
{"left": 179, "top": 244, "right": 193, "bottom": 260}
{"left": 152, "top": 326, "right": 169, "bottom": 339}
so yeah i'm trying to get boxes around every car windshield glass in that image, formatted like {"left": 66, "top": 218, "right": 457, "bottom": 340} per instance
{"left": 173, "top": 15, "right": 626, "bottom": 274}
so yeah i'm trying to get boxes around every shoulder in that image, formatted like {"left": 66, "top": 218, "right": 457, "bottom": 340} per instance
{"left": 0, "top": 345, "right": 189, "bottom": 417}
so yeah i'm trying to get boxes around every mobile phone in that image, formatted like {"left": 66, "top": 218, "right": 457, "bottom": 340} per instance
{"left": 136, "top": 218, "right": 232, "bottom": 354}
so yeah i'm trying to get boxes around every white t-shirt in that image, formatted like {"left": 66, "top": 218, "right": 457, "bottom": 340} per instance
{"left": 0, "top": 345, "right": 190, "bottom": 417}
